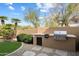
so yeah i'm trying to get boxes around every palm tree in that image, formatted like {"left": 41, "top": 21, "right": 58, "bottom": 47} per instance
{"left": 45, "top": 19, "right": 49, "bottom": 27}
{"left": 25, "top": 9, "right": 40, "bottom": 28}
{"left": 0, "top": 16, "right": 7, "bottom": 25}
{"left": 61, "top": 4, "right": 79, "bottom": 26}
{"left": 11, "top": 18, "right": 20, "bottom": 37}
{"left": 45, "top": 13, "right": 59, "bottom": 27}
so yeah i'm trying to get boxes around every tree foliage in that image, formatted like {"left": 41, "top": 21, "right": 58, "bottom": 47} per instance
{"left": 61, "top": 4, "right": 79, "bottom": 26}
{"left": 25, "top": 9, "right": 40, "bottom": 28}
{"left": 0, "top": 24, "right": 14, "bottom": 40}
{"left": 0, "top": 16, "right": 7, "bottom": 25}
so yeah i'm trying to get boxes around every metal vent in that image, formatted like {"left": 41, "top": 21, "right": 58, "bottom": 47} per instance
{"left": 54, "top": 31, "right": 67, "bottom": 40}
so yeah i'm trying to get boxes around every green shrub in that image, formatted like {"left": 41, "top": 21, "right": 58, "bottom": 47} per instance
{"left": 17, "top": 34, "right": 33, "bottom": 43}
{"left": 17, "top": 34, "right": 26, "bottom": 42}
{"left": 0, "top": 24, "right": 14, "bottom": 40}
{"left": 2, "top": 29, "right": 14, "bottom": 39}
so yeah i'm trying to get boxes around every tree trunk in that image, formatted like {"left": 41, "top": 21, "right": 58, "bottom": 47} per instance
{"left": 14, "top": 22, "right": 17, "bottom": 38}
{"left": 65, "top": 21, "right": 69, "bottom": 26}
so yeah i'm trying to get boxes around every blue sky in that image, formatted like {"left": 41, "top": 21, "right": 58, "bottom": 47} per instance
{"left": 0, "top": 3, "right": 37, "bottom": 26}
{"left": 0, "top": 3, "right": 66, "bottom": 26}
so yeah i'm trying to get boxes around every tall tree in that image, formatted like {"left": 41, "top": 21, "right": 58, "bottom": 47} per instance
{"left": 25, "top": 9, "right": 40, "bottom": 28}
{"left": 11, "top": 18, "right": 20, "bottom": 37}
{"left": 0, "top": 16, "right": 7, "bottom": 25}
{"left": 61, "top": 3, "right": 79, "bottom": 26}
{"left": 45, "top": 13, "right": 59, "bottom": 27}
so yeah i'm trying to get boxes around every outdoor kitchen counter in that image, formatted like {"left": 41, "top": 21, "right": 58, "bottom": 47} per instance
{"left": 33, "top": 33, "right": 77, "bottom": 38}
{"left": 33, "top": 33, "right": 77, "bottom": 52}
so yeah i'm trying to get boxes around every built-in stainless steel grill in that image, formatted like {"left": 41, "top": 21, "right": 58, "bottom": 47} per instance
{"left": 54, "top": 31, "right": 67, "bottom": 40}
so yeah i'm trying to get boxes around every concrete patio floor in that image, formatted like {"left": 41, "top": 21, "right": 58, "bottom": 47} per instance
{"left": 7, "top": 43, "right": 79, "bottom": 56}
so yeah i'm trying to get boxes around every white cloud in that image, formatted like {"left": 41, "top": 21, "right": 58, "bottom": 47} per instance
{"left": 7, "top": 3, "right": 13, "bottom": 5}
{"left": 40, "top": 9, "right": 48, "bottom": 12}
{"left": 5, "top": 3, "right": 13, "bottom": 6}
{"left": 9, "top": 6, "right": 15, "bottom": 10}
{"left": 43, "top": 4, "right": 56, "bottom": 9}
{"left": 36, "top": 3, "right": 42, "bottom": 8}
{"left": 39, "top": 16, "right": 44, "bottom": 19}
{"left": 21, "top": 6, "right": 25, "bottom": 11}
{"left": 36, "top": 3, "right": 58, "bottom": 13}
{"left": 5, "top": 3, "right": 15, "bottom": 11}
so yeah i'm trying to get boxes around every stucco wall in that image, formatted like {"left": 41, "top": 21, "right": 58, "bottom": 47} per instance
{"left": 43, "top": 27, "right": 79, "bottom": 51}
{"left": 44, "top": 27, "right": 79, "bottom": 36}
{"left": 17, "top": 28, "right": 37, "bottom": 35}
{"left": 17, "top": 27, "right": 79, "bottom": 51}
{"left": 42, "top": 36, "right": 76, "bottom": 51}
{"left": 17, "top": 27, "right": 79, "bottom": 36}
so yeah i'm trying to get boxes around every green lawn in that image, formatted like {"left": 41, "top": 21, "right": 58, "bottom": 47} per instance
{"left": 0, "top": 41, "right": 21, "bottom": 56}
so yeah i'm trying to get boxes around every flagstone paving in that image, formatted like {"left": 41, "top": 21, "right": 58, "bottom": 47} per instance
{"left": 32, "top": 46, "right": 43, "bottom": 51}
{"left": 22, "top": 51, "right": 36, "bottom": 56}
{"left": 55, "top": 49, "right": 68, "bottom": 56}
{"left": 42, "top": 47, "right": 54, "bottom": 53}
{"left": 37, "top": 53, "right": 48, "bottom": 56}
{"left": 7, "top": 43, "right": 79, "bottom": 56}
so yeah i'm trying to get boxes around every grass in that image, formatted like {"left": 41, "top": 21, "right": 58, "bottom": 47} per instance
{"left": 0, "top": 41, "right": 21, "bottom": 56}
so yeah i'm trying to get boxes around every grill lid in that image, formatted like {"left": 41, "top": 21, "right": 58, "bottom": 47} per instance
{"left": 54, "top": 31, "right": 67, "bottom": 35}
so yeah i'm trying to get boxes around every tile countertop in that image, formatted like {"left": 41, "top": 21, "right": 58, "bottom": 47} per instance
{"left": 33, "top": 33, "right": 77, "bottom": 38}
{"left": 67, "top": 34, "right": 77, "bottom": 38}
